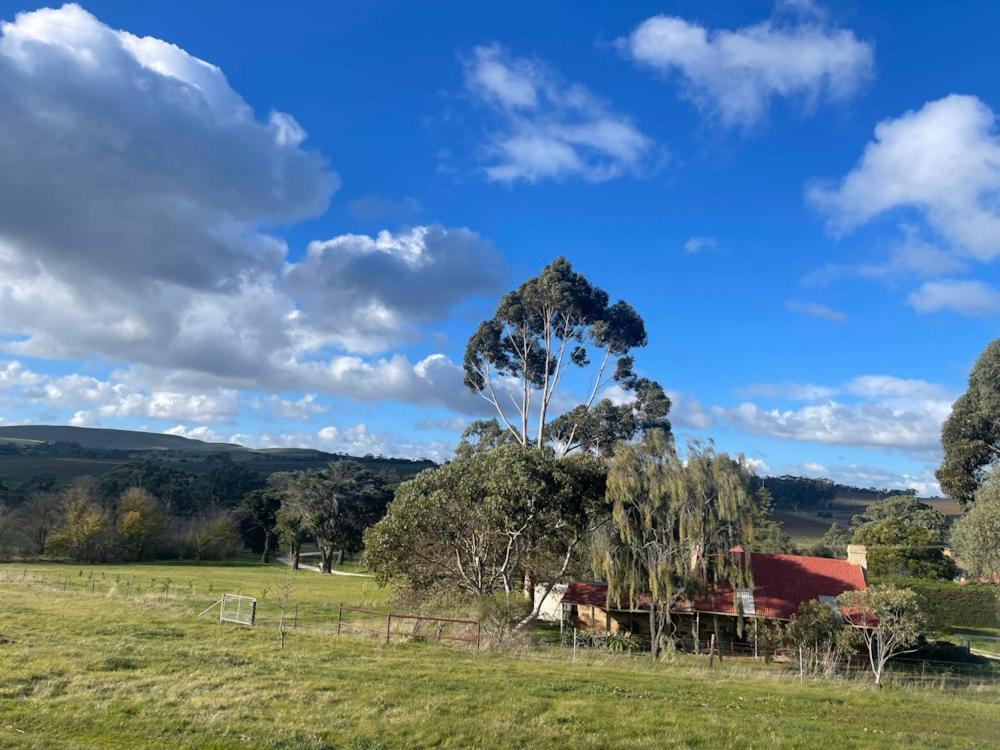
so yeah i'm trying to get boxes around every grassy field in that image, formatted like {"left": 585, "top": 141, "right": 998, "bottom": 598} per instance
{"left": 1, "top": 562, "right": 999, "bottom": 749}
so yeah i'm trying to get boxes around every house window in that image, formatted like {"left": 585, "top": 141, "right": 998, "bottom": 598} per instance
{"left": 736, "top": 588, "right": 756, "bottom": 616}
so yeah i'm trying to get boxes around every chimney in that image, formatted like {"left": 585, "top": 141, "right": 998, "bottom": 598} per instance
{"left": 847, "top": 544, "right": 867, "bottom": 572}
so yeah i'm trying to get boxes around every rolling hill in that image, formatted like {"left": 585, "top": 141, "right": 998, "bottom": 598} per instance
{"left": 0, "top": 425, "right": 243, "bottom": 452}
{"left": 0, "top": 425, "right": 435, "bottom": 489}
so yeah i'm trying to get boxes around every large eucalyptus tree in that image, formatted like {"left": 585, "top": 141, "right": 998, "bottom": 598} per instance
{"left": 463, "top": 257, "right": 670, "bottom": 455}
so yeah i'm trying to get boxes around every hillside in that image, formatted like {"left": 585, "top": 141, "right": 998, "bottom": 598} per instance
{"left": 0, "top": 425, "right": 243, "bottom": 452}
{"left": 0, "top": 425, "right": 435, "bottom": 490}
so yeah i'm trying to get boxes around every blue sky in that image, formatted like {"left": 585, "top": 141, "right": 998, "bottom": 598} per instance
{"left": 0, "top": 1, "right": 997, "bottom": 494}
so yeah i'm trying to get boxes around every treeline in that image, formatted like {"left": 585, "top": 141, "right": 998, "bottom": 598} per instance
{"left": 0, "top": 454, "right": 410, "bottom": 565}
{"left": 762, "top": 475, "right": 918, "bottom": 510}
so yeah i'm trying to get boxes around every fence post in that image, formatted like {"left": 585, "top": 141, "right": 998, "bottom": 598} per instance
{"left": 708, "top": 633, "right": 716, "bottom": 668}
{"left": 63, "top": 577, "right": 68, "bottom": 592}
{"left": 573, "top": 628, "right": 577, "bottom": 663}
{"left": 337, "top": 603, "right": 343, "bottom": 636}
{"left": 799, "top": 646, "right": 804, "bottom": 684}
{"left": 385, "top": 614, "right": 392, "bottom": 645}
{"left": 90, "top": 577, "right": 95, "bottom": 594}
{"left": 476, "top": 622, "right": 482, "bottom": 654}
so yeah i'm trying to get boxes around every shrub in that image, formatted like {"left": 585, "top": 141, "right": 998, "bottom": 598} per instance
{"left": 185, "top": 514, "right": 242, "bottom": 560}
{"left": 892, "top": 580, "right": 1000, "bottom": 630}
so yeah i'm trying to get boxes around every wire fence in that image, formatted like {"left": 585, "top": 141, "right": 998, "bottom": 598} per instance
{"left": 561, "top": 627, "right": 1000, "bottom": 687}
{"left": 4, "top": 568, "right": 998, "bottom": 689}
{"left": 1, "top": 566, "right": 482, "bottom": 651}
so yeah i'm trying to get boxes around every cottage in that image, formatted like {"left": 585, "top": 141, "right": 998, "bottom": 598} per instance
{"left": 561, "top": 548, "right": 868, "bottom": 654}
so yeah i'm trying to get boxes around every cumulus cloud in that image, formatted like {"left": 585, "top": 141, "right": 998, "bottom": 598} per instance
{"left": 285, "top": 226, "right": 505, "bottom": 353}
{"left": 164, "top": 425, "right": 228, "bottom": 443}
{"left": 229, "top": 424, "right": 450, "bottom": 463}
{"left": 809, "top": 95, "right": 1000, "bottom": 262}
{"left": 717, "top": 371, "right": 954, "bottom": 454}
{"left": 263, "top": 394, "right": 327, "bottom": 421}
{"left": 0, "top": 5, "right": 505, "bottom": 413}
{"left": 0, "top": 359, "right": 240, "bottom": 425}
{"left": 786, "top": 300, "right": 846, "bottom": 323}
{"left": 622, "top": 5, "right": 873, "bottom": 126}
{"left": 907, "top": 279, "right": 1000, "bottom": 318}
{"left": 463, "top": 44, "right": 654, "bottom": 182}
{"left": 717, "top": 399, "right": 950, "bottom": 451}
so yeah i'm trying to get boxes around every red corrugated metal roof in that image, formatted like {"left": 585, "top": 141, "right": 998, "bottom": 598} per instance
{"left": 562, "top": 552, "right": 866, "bottom": 621}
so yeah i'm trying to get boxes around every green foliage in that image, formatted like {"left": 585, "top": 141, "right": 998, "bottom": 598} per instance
{"left": 762, "top": 475, "right": 836, "bottom": 510}
{"left": 938, "top": 337, "right": 1000, "bottom": 506}
{"left": 44, "top": 483, "right": 115, "bottom": 563}
{"left": 462, "top": 257, "right": 668, "bottom": 453}
{"left": 596, "top": 430, "right": 755, "bottom": 657}
{"left": 240, "top": 487, "right": 283, "bottom": 562}
{"left": 748, "top": 485, "right": 794, "bottom": 553}
{"left": 365, "top": 444, "right": 606, "bottom": 607}
{"left": 784, "top": 600, "right": 860, "bottom": 675}
{"left": 115, "top": 487, "right": 165, "bottom": 562}
{"left": 838, "top": 585, "right": 926, "bottom": 686}
{"left": 281, "top": 461, "right": 392, "bottom": 573}
{"left": 604, "top": 631, "right": 646, "bottom": 653}
{"left": 893, "top": 580, "right": 1000, "bottom": 630}
{"left": 185, "top": 514, "right": 241, "bottom": 560}
{"left": 950, "top": 476, "right": 1000, "bottom": 578}
{"left": 851, "top": 495, "right": 955, "bottom": 579}
{"left": 810, "top": 523, "right": 851, "bottom": 559}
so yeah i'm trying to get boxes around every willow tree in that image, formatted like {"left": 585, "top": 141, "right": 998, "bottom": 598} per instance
{"left": 596, "top": 430, "right": 755, "bottom": 658}
{"left": 463, "top": 257, "right": 670, "bottom": 453}
{"left": 938, "top": 337, "right": 999, "bottom": 506}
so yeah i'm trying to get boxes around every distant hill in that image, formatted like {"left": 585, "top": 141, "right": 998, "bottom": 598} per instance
{"left": 0, "top": 425, "right": 436, "bottom": 491}
{"left": 0, "top": 425, "right": 243, "bottom": 452}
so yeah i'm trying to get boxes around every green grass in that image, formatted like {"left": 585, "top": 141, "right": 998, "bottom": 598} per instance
{"left": 2, "top": 559, "right": 388, "bottom": 613}
{"left": 2, "top": 564, "right": 999, "bottom": 748}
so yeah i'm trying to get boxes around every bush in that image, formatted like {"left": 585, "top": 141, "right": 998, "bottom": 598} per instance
{"left": 183, "top": 514, "right": 242, "bottom": 560}
{"left": 891, "top": 580, "right": 1000, "bottom": 630}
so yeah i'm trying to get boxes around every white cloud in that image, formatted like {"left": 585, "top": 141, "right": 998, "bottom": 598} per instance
{"left": 667, "top": 391, "right": 715, "bottom": 430}
{"left": 779, "top": 460, "right": 941, "bottom": 496}
{"left": 0, "top": 6, "right": 504, "bottom": 413}
{"left": 265, "top": 394, "right": 327, "bottom": 421}
{"left": 804, "top": 229, "right": 968, "bottom": 286}
{"left": 786, "top": 300, "right": 846, "bottom": 323}
{"left": 164, "top": 425, "right": 228, "bottom": 444}
{"left": 229, "top": 424, "right": 450, "bottom": 463}
{"left": 0, "top": 359, "right": 240, "bottom": 425}
{"left": 463, "top": 44, "right": 654, "bottom": 183}
{"left": 683, "top": 236, "right": 717, "bottom": 254}
{"left": 809, "top": 95, "right": 1000, "bottom": 262}
{"left": 285, "top": 226, "right": 504, "bottom": 353}
{"left": 716, "top": 397, "right": 951, "bottom": 451}
{"left": 843, "top": 375, "right": 949, "bottom": 400}
{"left": 623, "top": 6, "right": 873, "bottom": 126}
{"left": 907, "top": 280, "right": 1000, "bottom": 318}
